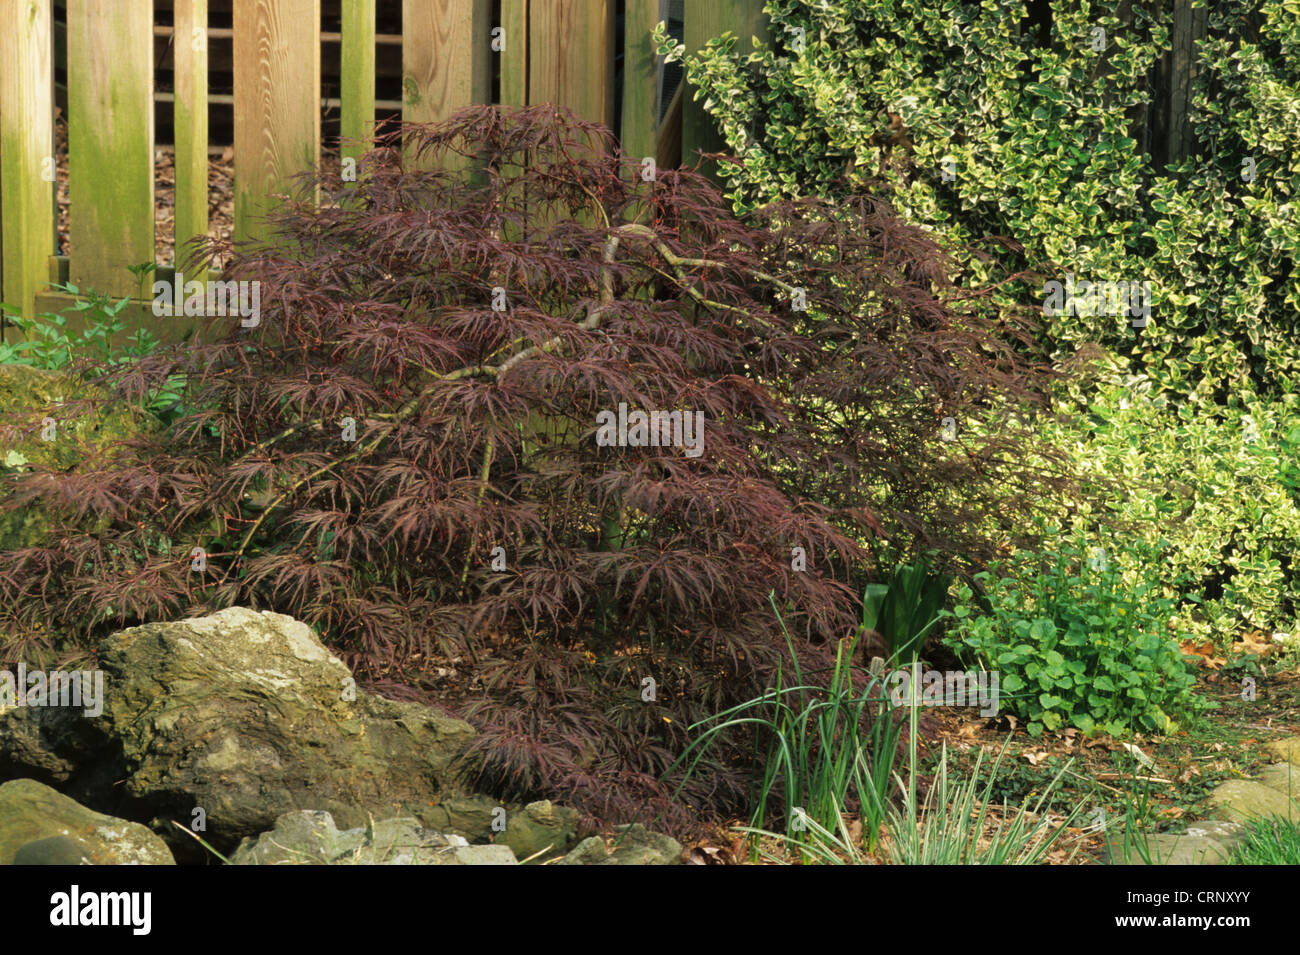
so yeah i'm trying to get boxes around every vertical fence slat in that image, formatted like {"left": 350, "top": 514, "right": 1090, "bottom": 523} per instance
{"left": 402, "top": 0, "right": 490, "bottom": 168}
{"left": 621, "top": 0, "right": 659, "bottom": 166}
{"left": 233, "top": 0, "right": 320, "bottom": 245}
{"left": 529, "top": 0, "right": 614, "bottom": 129}
{"left": 0, "top": 0, "right": 55, "bottom": 321}
{"left": 340, "top": 0, "right": 375, "bottom": 165}
{"left": 682, "top": 0, "right": 766, "bottom": 176}
{"left": 499, "top": 0, "right": 528, "bottom": 108}
{"left": 67, "top": 0, "right": 154, "bottom": 297}
{"left": 174, "top": 0, "right": 208, "bottom": 273}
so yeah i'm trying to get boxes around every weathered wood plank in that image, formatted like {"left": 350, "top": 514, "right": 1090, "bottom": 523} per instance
{"left": 529, "top": 0, "right": 614, "bottom": 129}
{"left": 656, "top": 81, "right": 683, "bottom": 171}
{"left": 67, "top": 0, "right": 154, "bottom": 296}
{"left": 340, "top": 0, "right": 375, "bottom": 165}
{"left": 499, "top": 0, "right": 528, "bottom": 108}
{"left": 232, "top": 0, "right": 320, "bottom": 244}
{"left": 0, "top": 0, "right": 56, "bottom": 321}
{"left": 174, "top": 0, "right": 209, "bottom": 272}
{"left": 621, "top": 0, "right": 659, "bottom": 166}
{"left": 682, "top": 0, "right": 766, "bottom": 178}
{"left": 401, "top": 0, "right": 489, "bottom": 168}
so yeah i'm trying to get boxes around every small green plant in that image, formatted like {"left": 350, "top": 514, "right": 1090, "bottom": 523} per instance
{"left": 883, "top": 736, "right": 1080, "bottom": 864}
{"left": 671, "top": 593, "right": 907, "bottom": 858}
{"left": 170, "top": 821, "right": 231, "bottom": 864}
{"left": 1093, "top": 751, "right": 1164, "bottom": 864}
{"left": 125, "top": 261, "right": 157, "bottom": 306}
{"left": 942, "top": 529, "right": 1206, "bottom": 737}
{"left": 734, "top": 698, "right": 1081, "bottom": 864}
{"left": 0, "top": 275, "right": 186, "bottom": 420}
{"left": 862, "top": 558, "right": 953, "bottom": 664}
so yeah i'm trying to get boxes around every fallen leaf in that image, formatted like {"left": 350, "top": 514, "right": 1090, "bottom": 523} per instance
{"left": 1180, "top": 638, "right": 1225, "bottom": 669}
{"left": 847, "top": 817, "right": 863, "bottom": 847}
{"left": 1120, "top": 741, "right": 1155, "bottom": 769}
{"left": 1097, "top": 772, "right": 1171, "bottom": 784}
{"left": 686, "top": 845, "right": 730, "bottom": 865}
{"left": 1236, "top": 631, "right": 1276, "bottom": 657}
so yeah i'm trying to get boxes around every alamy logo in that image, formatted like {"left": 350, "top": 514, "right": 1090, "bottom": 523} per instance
{"left": 1041, "top": 273, "right": 1150, "bottom": 323}
{"left": 152, "top": 271, "right": 261, "bottom": 327}
{"left": 0, "top": 664, "right": 105, "bottom": 717}
{"left": 595, "top": 403, "right": 704, "bottom": 458}
{"left": 49, "top": 886, "right": 151, "bottom": 936}
{"left": 885, "top": 664, "right": 1000, "bottom": 717}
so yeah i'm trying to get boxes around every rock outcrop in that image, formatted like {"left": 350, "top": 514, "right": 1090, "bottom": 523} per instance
{"left": 0, "top": 607, "right": 491, "bottom": 854}
{"left": 0, "top": 778, "right": 174, "bottom": 865}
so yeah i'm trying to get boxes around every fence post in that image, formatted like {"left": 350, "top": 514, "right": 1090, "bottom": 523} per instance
{"left": 232, "top": 0, "right": 321, "bottom": 245}
{"left": 174, "top": 0, "right": 209, "bottom": 274}
{"left": 402, "top": 0, "right": 490, "bottom": 169}
{"left": 1152, "top": 0, "right": 1209, "bottom": 171}
{"left": 0, "top": 0, "right": 55, "bottom": 322}
{"left": 67, "top": 0, "right": 154, "bottom": 298}
{"left": 340, "top": 0, "right": 375, "bottom": 166}
{"left": 682, "top": 0, "right": 767, "bottom": 179}
{"left": 529, "top": 0, "right": 614, "bottom": 130}
{"left": 499, "top": 0, "right": 529, "bottom": 108}
{"left": 622, "top": 0, "right": 660, "bottom": 167}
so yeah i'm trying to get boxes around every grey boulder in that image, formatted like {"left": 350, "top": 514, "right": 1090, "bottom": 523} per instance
{"left": 229, "top": 810, "right": 517, "bottom": 865}
{"left": 560, "top": 824, "right": 682, "bottom": 865}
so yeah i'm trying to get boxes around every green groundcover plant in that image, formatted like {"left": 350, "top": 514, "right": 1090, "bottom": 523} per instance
{"left": 942, "top": 527, "right": 1207, "bottom": 737}
{"left": 670, "top": 595, "right": 909, "bottom": 858}
{"left": 0, "top": 279, "right": 185, "bottom": 421}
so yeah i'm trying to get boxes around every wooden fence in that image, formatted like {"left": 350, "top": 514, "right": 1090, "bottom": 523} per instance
{"left": 0, "top": 0, "right": 767, "bottom": 336}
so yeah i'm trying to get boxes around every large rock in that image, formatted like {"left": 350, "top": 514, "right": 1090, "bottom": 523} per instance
{"left": 504, "top": 800, "right": 580, "bottom": 861}
{"left": 0, "top": 607, "right": 488, "bottom": 853}
{"left": 228, "top": 810, "right": 517, "bottom": 865}
{"left": 1263, "top": 735, "right": 1300, "bottom": 767}
{"left": 0, "top": 778, "right": 174, "bottom": 865}
{"left": 1257, "top": 762, "right": 1300, "bottom": 797}
{"left": 0, "top": 363, "right": 149, "bottom": 551}
{"left": 560, "top": 824, "right": 682, "bottom": 865}
{"left": 1104, "top": 819, "right": 1245, "bottom": 866}
{"left": 1207, "top": 779, "right": 1300, "bottom": 823}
